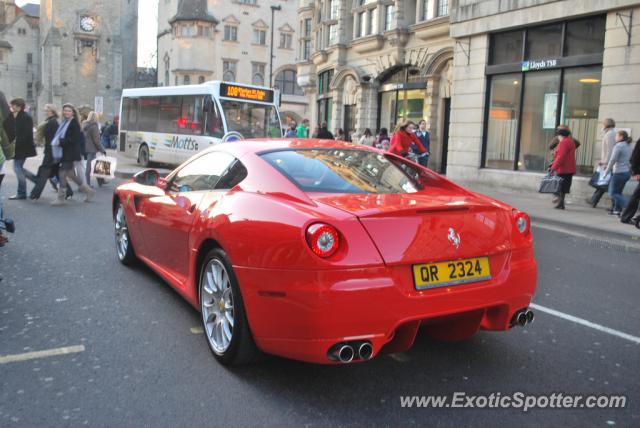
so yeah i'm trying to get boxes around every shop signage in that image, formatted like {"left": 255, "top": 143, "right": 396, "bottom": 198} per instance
{"left": 522, "top": 59, "right": 558, "bottom": 72}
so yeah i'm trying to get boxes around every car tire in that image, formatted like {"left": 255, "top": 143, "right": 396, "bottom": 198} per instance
{"left": 199, "top": 248, "right": 260, "bottom": 366}
{"left": 114, "top": 200, "right": 136, "bottom": 265}
{"left": 138, "top": 144, "right": 150, "bottom": 167}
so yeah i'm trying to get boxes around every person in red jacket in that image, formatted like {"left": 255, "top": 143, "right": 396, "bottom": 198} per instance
{"left": 389, "top": 120, "right": 426, "bottom": 159}
{"left": 549, "top": 128, "right": 577, "bottom": 209}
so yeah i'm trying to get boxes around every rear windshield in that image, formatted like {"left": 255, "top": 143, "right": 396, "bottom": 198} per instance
{"left": 260, "top": 149, "right": 423, "bottom": 194}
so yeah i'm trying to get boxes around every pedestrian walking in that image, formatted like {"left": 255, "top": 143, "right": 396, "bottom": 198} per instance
{"left": 358, "top": 128, "right": 375, "bottom": 146}
{"left": 375, "top": 128, "right": 391, "bottom": 151}
{"left": 296, "top": 119, "right": 309, "bottom": 138}
{"left": 83, "top": 111, "right": 107, "bottom": 187}
{"left": 414, "top": 120, "right": 430, "bottom": 167}
{"left": 620, "top": 138, "right": 640, "bottom": 227}
{"left": 389, "top": 120, "right": 427, "bottom": 160}
{"left": 9, "top": 98, "right": 37, "bottom": 200}
{"left": 604, "top": 130, "right": 633, "bottom": 216}
{"left": 29, "top": 104, "right": 60, "bottom": 200}
{"left": 316, "top": 122, "right": 334, "bottom": 140}
{"left": 51, "top": 104, "right": 95, "bottom": 205}
{"left": 549, "top": 128, "right": 577, "bottom": 210}
{"left": 589, "top": 119, "right": 617, "bottom": 207}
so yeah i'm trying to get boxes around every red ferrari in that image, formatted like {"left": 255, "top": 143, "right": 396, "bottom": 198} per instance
{"left": 113, "top": 139, "right": 537, "bottom": 365}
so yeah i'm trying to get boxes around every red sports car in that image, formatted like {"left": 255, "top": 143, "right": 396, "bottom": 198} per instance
{"left": 113, "top": 139, "right": 537, "bottom": 365}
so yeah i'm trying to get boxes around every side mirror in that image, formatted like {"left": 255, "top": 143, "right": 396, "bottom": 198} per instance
{"left": 133, "top": 169, "right": 161, "bottom": 187}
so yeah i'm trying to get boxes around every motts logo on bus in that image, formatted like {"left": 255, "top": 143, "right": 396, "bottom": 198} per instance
{"left": 164, "top": 136, "right": 198, "bottom": 151}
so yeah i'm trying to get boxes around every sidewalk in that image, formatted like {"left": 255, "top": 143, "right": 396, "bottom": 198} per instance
{"left": 108, "top": 149, "right": 640, "bottom": 241}
{"left": 458, "top": 180, "right": 640, "bottom": 241}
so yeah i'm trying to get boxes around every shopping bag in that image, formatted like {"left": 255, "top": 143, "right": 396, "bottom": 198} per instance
{"left": 588, "top": 167, "right": 611, "bottom": 189}
{"left": 538, "top": 173, "right": 563, "bottom": 194}
{"left": 90, "top": 154, "right": 117, "bottom": 179}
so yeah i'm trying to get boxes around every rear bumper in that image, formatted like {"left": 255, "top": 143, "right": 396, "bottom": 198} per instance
{"left": 235, "top": 250, "right": 537, "bottom": 364}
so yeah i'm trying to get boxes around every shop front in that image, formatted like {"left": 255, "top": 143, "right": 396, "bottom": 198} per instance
{"left": 482, "top": 15, "right": 606, "bottom": 176}
{"left": 377, "top": 67, "right": 429, "bottom": 133}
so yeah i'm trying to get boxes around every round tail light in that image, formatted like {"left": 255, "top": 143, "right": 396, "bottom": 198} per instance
{"left": 306, "top": 223, "right": 340, "bottom": 258}
{"left": 513, "top": 210, "right": 531, "bottom": 235}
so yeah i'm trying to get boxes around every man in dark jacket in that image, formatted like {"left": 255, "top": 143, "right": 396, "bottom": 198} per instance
{"left": 620, "top": 139, "right": 640, "bottom": 226}
{"left": 9, "top": 98, "right": 37, "bottom": 200}
{"left": 315, "top": 122, "right": 334, "bottom": 140}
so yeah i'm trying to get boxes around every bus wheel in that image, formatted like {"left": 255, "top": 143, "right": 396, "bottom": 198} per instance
{"left": 138, "top": 144, "right": 150, "bottom": 167}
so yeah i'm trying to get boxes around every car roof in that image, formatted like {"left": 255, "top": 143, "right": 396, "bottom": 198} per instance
{"left": 210, "top": 138, "right": 378, "bottom": 159}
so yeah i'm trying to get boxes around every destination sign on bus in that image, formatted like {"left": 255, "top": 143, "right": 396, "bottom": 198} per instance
{"left": 220, "top": 83, "right": 274, "bottom": 103}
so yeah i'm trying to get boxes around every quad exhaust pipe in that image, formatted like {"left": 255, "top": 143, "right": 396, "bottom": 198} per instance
{"left": 328, "top": 341, "right": 373, "bottom": 363}
{"left": 512, "top": 309, "right": 535, "bottom": 327}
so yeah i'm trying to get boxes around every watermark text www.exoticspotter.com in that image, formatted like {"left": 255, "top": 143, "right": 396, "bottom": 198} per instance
{"left": 400, "top": 393, "right": 627, "bottom": 412}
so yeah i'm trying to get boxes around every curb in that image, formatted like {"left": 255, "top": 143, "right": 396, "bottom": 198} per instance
{"left": 530, "top": 215, "right": 640, "bottom": 248}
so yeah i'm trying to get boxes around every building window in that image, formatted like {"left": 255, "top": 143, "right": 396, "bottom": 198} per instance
{"left": 483, "top": 16, "right": 606, "bottom": 174}
{"left": 384, "top": 5, "right": 396, "bottom": 31}
{"left": 238, "top": 0, "right": 257, "bottom": 4}
{"left": 300, "top": 18, "right": 312, "bottom": 60}
{"left": 329, "top": 0, "right": 339, "bottom": 20}
{"left": 274, "top": 69, "right": 303, "bottom": 96}
{"left": 0, "top": 51, "right": 4, "bottom": 62}
{"left": 279, "top": 32, "right": 292, "bottom": 49}
{"left": 318, "top": 69, "right": 334, "bottom": 95}
{"left": 181, "top": 25, "right": 195, "bottom": 37}
{"left": 17, "top": 28, "right": 26, "bottom": 35}
{"left": 253, "top": 29, "right": 266, "bottom": 45}
{"left": 436, "top": 0, "right": 449, "bottom": 17}
{"left": 27, "top": 82, "right": 33, "bottom": 100}
{"left": 197, "top": 25, "right": 211, "bottom": 37}
{"left": 183, "top": 75, "right": 191, "bottom": 85}
{"left": 165, "top": 70, "right": 169, "bottom": 86}
{"left": 251, "top": 62, "right": 266, "bottom": 86}
{"left": 328, "top": 24, "right": 338, "bottom": 45}
{"left": 26, "top": 53, "right": 32, "bottom": 64}
{"left": 199, "top": 75, "right": 205, "bottom": 84}
{"left": 223, "top": 60, "right": 237, "bottom": 81}
{"left": 224, "top": 25, "right": 238, "bottom": 41}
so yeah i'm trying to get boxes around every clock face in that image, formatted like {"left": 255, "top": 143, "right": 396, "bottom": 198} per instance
{"left": 80, "top": 16, "right": 96, "bottom": 32}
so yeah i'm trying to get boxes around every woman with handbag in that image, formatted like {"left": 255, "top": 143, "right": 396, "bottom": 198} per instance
{"left": 50, "top": 104, "right": 95, "bottom": 206}
{"left": 549, "top": 128, "right": 577, "bottom": 210}
{"left": 82, "top": 111, "right": 107, "bottom": 187}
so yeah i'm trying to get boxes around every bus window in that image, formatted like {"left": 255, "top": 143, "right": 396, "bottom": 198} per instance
{"left": 122, "top": 98, "right": 139, "bottom": 131}
{"left": 138, "top": 97, "right": 160, "bottom": 132}
{"left": 158, "top": 96, "right": 181, "bottom": 133}
{"left": 205, "top": 97, "right": 224, "bottom": 138}
{"left": 220, "top": 100, "right": 281, "bottom": 138}
{"left": 179, "top": 96, "right": 204, "bottom": 135}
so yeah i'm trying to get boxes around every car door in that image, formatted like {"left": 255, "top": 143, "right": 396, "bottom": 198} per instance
{"left": 138, "top": 151, "right": 236, "bottom": 282}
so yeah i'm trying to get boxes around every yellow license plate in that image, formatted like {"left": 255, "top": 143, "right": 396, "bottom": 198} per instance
{"left": 413, "top": 257, "right": 491, "bottom": 290}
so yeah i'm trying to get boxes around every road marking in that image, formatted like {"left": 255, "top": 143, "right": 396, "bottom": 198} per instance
{"left": 190, "top": 327, "right": 204, "bottom": 334}
{"left": 530, "top": 303, "right": 640, "bottom": 345}
{"left": 0, "top": 345, "right": 86, "bottom": 365}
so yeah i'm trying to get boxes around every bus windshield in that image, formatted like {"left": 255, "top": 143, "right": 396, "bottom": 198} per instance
{"left": 220, "top": 100, "right": 282, "bottom": 138}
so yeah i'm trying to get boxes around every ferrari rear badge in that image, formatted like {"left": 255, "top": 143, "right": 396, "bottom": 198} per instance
{"left": 448, "top": 227, "right": 461, "bottom": 249}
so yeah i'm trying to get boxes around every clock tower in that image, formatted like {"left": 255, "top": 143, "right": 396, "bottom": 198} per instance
{"left": 38, "top": 0, "right": 139, "bottom": 118}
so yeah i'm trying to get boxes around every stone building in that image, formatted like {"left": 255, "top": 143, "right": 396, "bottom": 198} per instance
{"left": 296, "top": 0, "right": 454, "bottom": 172}
{"left": 0, "top": 1, "right": 39, "bottom": 110}
{"left": 37, "top": 0, "right": 139, "bottom": 121}
{"left": 157, "top": 0, "right": 307, "bottom": 125}
{"left": 447, "top": 0, "right": 640, "bottom": 197}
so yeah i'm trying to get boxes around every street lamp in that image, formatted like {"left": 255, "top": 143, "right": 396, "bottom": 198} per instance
{"left": 269, "top": 4, "right": 282, "bottom": 88}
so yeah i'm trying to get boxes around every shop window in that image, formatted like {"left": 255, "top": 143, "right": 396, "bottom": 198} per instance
{"left": 525, "top": 24, "right": 563, "bottom": 60}
{"left": 564, "top": 16, "right": 606, "bottom": 57}
{"left": 490, "top": 30, "right": 523, "bottom": 65}
{"left": 560, "top": 67, "right": 602, "bottom": 174}
{"left": 484, "top": 74, "right": 521, "bottom": 169}
{"left": 518, "top": 70, "right": 561, "bottom": 171}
